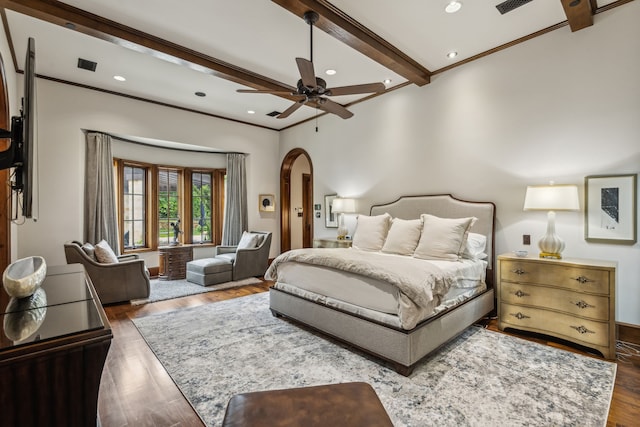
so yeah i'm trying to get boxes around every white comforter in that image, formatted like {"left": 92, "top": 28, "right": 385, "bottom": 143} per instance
{"left": 265, "top": 248, "right": 456, "bottom": 329}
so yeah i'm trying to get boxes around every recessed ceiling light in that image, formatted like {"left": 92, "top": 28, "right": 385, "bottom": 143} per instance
{"left": 447, "top": 51, "right": 458, "bottom": 59}
{"left": 113, "top": 75, "right": 126, "bottom": 82}
{"left": 247, "top": 110, "right": 256, "bottom": 114}
{"left": 195, "top": 91, "right": 206, "bottom": 97}
{"left": 383, "top": 79, "right": 392, "bottom": 85}
{"left": 445, "top": 1, "right": 462, "bottom": 13}
{"left": 325, "top": 69, "right": 337, "bottom": 75}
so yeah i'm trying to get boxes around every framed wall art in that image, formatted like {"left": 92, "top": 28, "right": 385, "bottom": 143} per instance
{"left": 585, "top": 174, "right": 637, "bottom": 244}
{"left": 324, "top": 194, "right": 338, "bottom": 228}
{"left": 259, "top": 194, "right": 275, "bottom": 212}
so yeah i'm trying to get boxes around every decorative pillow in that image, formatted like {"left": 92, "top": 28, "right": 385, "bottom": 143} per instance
{"left": 381, "top": 218, "right": 423, "bottom": 256}
{"left": 352, "top": 213, "right": 392, "bottom": 252}
{"left": 94, "top": 240, "right": 119, "bottom": 264}
{"left": 462, "top": 232, "right": 488, "bottom": 260}
{"left": 237, "top": 231, "right": 259, "bottom": 249}
{"left": 81, "top": 242, "right": 97, "bottom": 260}
{"left": 413, "top": 214, "right": 477, "bottom": 261}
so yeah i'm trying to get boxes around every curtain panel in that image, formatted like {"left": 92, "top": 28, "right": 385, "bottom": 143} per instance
{"left": 84, "top": 132, "right": 119, "bottom": 253}
{"left": 222, "top": 153, "right": 248, "bottom": 245}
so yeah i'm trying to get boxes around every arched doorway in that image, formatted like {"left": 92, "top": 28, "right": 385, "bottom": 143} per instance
{"left": 280, "top": 148, "right": 313, "bottom": 253}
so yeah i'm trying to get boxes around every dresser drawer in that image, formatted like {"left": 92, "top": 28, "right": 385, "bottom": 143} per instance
{"left": 500, "top": 302, "right": 610, "bottom": 348}
{"left": 500, "top": 260, "right": 610, "bottom": 295}
{"left": 500, "top": 282, "right": 610, "bottom": 321}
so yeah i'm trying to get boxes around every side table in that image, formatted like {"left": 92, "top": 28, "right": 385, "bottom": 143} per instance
{"left": 158, "top": 245, "right": 193, "bottom": 280}
{"left": 313, "top": 238, "right": 353, "bottom": 248}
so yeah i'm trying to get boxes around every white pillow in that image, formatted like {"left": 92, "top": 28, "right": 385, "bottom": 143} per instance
{"left": 94, "top": 240, "right": 119, "bottom": 264}
{"left": 352, "top": 213, "right": 392, "bottom": 252}
{"left": 413, "top": 214, "right": 477, "bottom": 261}
{"left": 237, "top": 231, "right": 260, "bottom": 249}
{"left": 462, "top": 232, "right": 488, "bottom": 260}
{"left": 381, "top": 218, "right": 423, "bottom": 256}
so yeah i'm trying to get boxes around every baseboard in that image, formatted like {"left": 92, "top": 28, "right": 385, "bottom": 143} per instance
{"left": 618, "top": 322, "right": 640, "bottom": 345}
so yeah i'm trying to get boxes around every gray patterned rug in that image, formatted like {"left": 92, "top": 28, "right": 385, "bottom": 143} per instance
{"left": 130, "top": 277, "right": 262, "bottom": 305}
{"left": 133, "top": 292, "right": 616, "bottom": 426}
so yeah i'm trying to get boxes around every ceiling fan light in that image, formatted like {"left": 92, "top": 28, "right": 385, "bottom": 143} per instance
{"left": 445, "top": 1, "right": 462, "bottom": 13}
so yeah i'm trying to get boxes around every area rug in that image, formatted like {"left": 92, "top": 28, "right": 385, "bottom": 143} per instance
{"left": 130, "top": 277, "right": 262, "bottom": 305}
{"left": 133, "top": 292, "right": 616, "bottom": 426}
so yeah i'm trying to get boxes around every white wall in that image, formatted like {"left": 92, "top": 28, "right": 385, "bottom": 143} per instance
{"left": 15, "top": 79, "right": 281, "bottom": 267}
{"left": 279, "top": 3, "right": 640, "bottom": 325}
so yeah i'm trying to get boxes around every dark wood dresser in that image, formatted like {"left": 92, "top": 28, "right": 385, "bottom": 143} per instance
{"left": 0, "top": 263, "right": 112, "bottom": 426}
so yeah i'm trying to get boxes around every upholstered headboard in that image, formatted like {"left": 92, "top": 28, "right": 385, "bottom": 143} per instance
{"left": 370, "top": 194, "right": 496, "bottom": 285}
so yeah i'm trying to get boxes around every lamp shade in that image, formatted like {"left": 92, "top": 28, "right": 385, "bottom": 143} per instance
{"left": 523, "top": 185, "right": 580, "bottom": 211}
{"left": 332, "top": 198, "right": 356, "bottom": 214}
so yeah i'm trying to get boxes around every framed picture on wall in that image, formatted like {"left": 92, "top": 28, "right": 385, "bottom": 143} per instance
{"left": 324, "top": 194, "right": 338, "bottom": 228}
{"left": 585, "top": 174, "right": 637, "bottom": 244}
{"left": 259, "top": 194, "right": 275, "bottom": 212}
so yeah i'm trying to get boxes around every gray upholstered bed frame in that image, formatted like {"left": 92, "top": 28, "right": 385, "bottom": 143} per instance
{"left": 269, "top": 194, "right": 496, "bottom": 375}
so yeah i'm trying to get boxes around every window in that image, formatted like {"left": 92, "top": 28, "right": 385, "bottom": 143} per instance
{"left": 114, "top": 159, "right": 225, "bottom": 253}
{"left": 122, "top": 164, "right": 147, "bottom": 249}
{"left": 191, "top": 172, "right": 212, "bottom": 243}
{"left": 158, "top": 168, "right": 181, "bottom": 246}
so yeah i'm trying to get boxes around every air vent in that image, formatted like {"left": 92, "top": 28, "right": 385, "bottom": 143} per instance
{"left": 77, "top": 58, "right": 97, "bottom": 72}
{"left": 495, "top": 0, "right": 534, "bottom": 14}
{"left": 266, "top": 111, "right": 281, "bottom": 117}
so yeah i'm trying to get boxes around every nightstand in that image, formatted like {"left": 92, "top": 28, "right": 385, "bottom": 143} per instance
{"left": 497, "top": 254, "right": 616, "bottom": 359}
{"left": 313, "top": 238, "right": 353, "bottom": 248}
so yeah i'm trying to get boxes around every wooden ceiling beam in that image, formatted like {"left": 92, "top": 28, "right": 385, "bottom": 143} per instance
{"left": 0, "top": 0, "right": 299, "bottom": 96}
{"left": 560, "top": 0, "right": 595, "bottom": 32}
{"left": 272, "top": 0, "right": 431, "bottom": 86}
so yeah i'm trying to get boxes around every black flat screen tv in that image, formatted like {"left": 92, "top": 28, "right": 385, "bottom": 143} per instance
{"left": 0, "top": 37, "right": 36, "bottom": 219}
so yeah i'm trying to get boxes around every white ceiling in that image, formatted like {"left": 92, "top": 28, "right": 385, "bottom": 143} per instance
{"left": 3, "top": 0, "right": 621, "bottom": 131}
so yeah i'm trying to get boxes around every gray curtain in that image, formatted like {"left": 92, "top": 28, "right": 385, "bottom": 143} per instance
{"left": 222, "top": 153, "right": 248, "bottom": 245}
{"left": 84, "top": 132, "right": 119, "bottom": 253}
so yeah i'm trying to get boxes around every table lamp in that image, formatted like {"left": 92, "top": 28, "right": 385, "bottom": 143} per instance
{"left": 332, "top": 198, "right": 356, "bottom": 240}
{"left": 523, "top": 183, "right": 580, "bottom": 259}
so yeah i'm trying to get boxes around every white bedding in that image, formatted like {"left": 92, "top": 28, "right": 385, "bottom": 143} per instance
{"left": 266, "top": 248, "right": 487, "bottom": 329}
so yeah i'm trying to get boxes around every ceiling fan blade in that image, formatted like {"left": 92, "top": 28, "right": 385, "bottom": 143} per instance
{"left": 296, "top": 58, "right": 317, "bottom": 88}
{"left": 326, "top": 82, "right": 386, "bottom": 96}
{"left": 236, "top": 89, "right": 302, "bottom": 96}
{"left": 278, "top": 99, "right": 307, "bottom": 119}
{"left": 317, "top": 98, "right": 353, "bottom": 119}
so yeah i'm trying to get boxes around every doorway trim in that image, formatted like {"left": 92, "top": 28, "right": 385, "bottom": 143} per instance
{"left": 280, "top": 148, "right": 313, "bottom": 253}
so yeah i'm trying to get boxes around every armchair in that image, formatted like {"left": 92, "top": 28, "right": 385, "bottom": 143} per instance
{"left": 63, "top": 241, "right": 150, "bottom": 304}
{"left": 214, "top": 231, "right": 272, "bottom": 281}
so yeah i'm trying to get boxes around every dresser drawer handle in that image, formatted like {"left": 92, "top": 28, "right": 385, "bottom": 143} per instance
{"left": 511, "top": 268, "right": 526, "bottom": 275}
{"left": 570, "top": 325, "right": 595, "bottom": 335}
{"left": 571, "top": 300, "right": 595, "bottom": 309}
{"left": 509, "top": 312, "right": 530, "bottom": 320}
{"left": 573, "top": 276, "right": 593, "bottom": 284}
{"left": 513, "top": 290, "right": 530, "bottom": 298}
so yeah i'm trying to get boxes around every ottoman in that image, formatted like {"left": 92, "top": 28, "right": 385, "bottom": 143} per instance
{"left": 186, "top": 258, "right": 233, "bottom": 286}
{"left": 221, "top": 382, "right": 393, "bottom": 427}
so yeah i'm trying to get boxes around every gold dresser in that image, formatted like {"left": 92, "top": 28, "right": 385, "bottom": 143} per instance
{"left": 497, "top": 254, "right": 616, "bottom": 359}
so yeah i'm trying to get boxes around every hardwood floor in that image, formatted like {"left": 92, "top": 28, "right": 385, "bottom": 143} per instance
{"left": 99, "top": 282, "right": 639, "bottom": 426}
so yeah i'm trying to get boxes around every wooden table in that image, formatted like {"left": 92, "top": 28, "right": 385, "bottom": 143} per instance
{"left": 0, "top": 263, "right": 112, "bottom": 426}
{"left": 158, "top": 245, "right": 194, "bottom": 280}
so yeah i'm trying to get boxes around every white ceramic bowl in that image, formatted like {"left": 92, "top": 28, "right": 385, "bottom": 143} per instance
{"left": 2, "top": 256, "right": 47, "bottom": 298}
{"left": 514, "top": 250, "right": 528, "bottom": 258}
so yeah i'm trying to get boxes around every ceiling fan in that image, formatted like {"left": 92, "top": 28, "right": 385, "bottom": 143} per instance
{"left": 237, "top": 11, "right": 386, "bottom": 119}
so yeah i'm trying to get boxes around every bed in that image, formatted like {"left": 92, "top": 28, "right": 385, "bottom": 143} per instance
{"left": 267, "top": 194, "right": 496, "bottom": 375}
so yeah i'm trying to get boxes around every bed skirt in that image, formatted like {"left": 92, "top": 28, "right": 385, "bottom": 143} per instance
{"left": 269, "top": 286, "right": 494, "bottom": 376}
